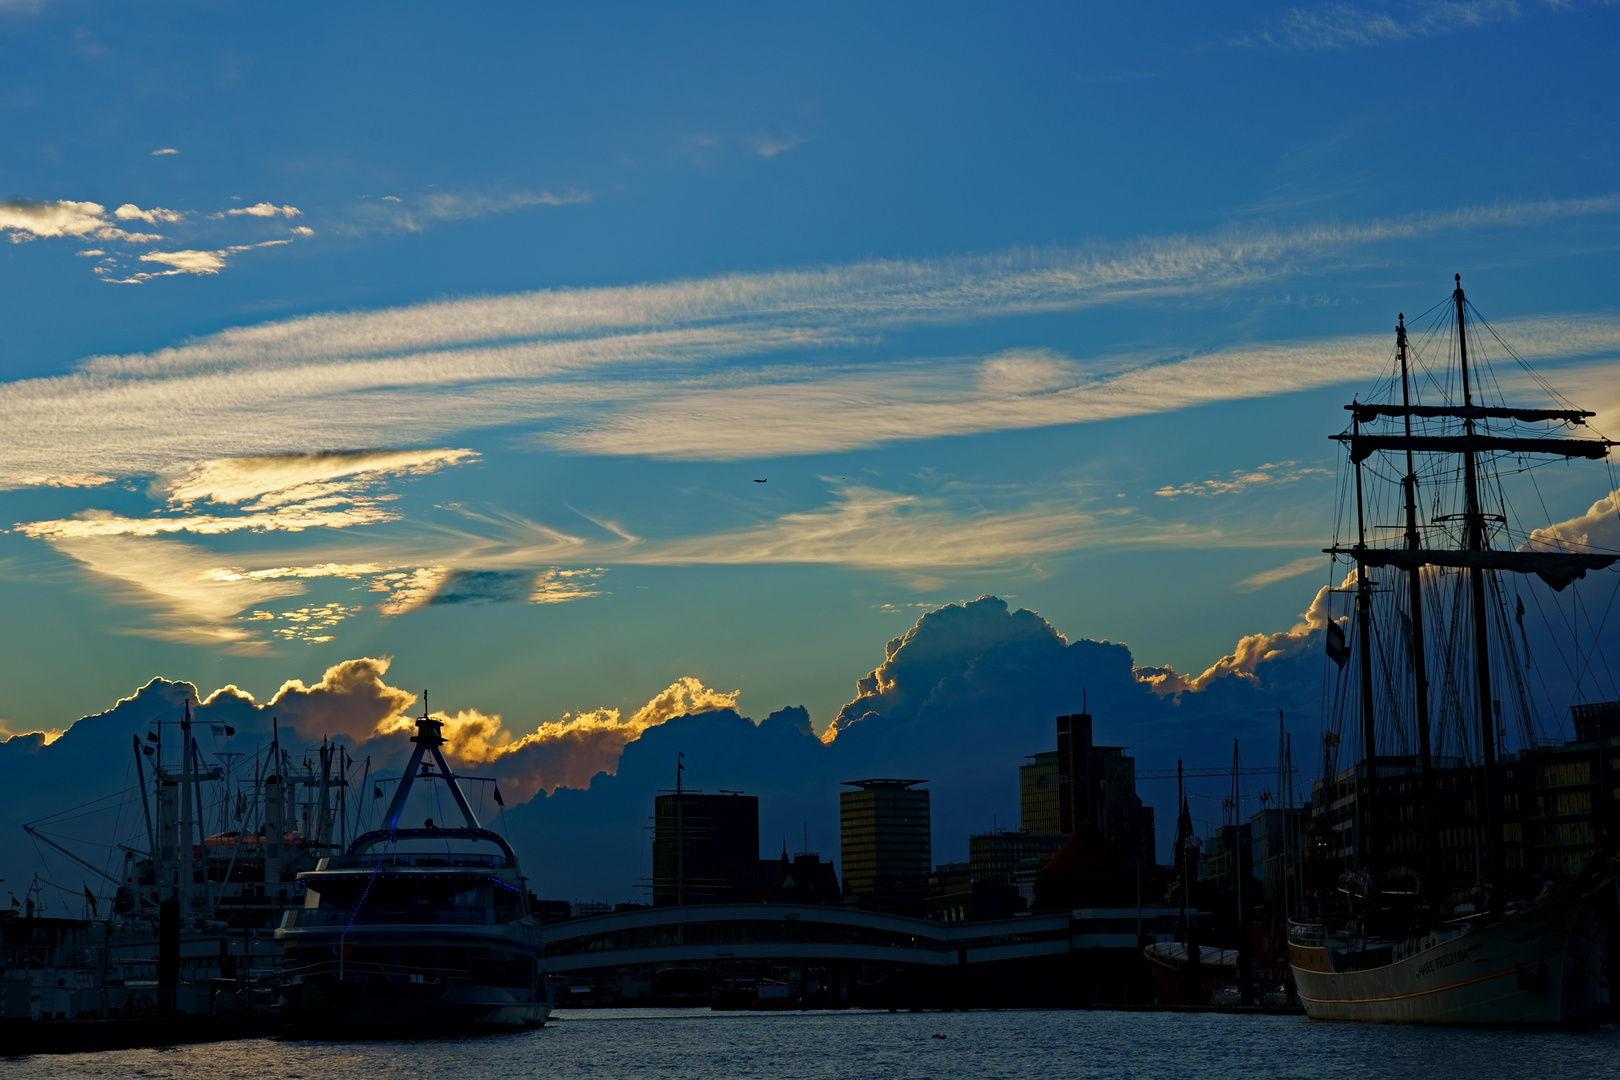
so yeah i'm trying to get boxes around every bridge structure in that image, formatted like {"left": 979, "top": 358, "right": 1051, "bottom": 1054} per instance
{"left": 538, "top": 901, "right": 1188, "bottom": 1010}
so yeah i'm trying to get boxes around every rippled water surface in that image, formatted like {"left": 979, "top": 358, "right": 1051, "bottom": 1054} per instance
{"left": 8, "top": 1009, "right": 1620, "bottom": 1080}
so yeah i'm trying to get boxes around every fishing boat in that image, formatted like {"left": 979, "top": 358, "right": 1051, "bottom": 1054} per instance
{"left": 6, "top": 699, "right": 336, "bottom": 1024}
{"left": 1288, "top": 276, "right": 1619, "bottom": 1024}
{"left": 274, "top": 706, "right": 550, "bottom": 1030}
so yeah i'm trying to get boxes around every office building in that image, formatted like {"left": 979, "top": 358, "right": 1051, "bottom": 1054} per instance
{"left": 839, "top": 779, "right": 931, "bottom": 905}
{"left": 1019, "top": 752, "right": 1061, "bottom": 834}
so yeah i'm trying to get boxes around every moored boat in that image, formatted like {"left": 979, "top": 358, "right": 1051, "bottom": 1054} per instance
{"left": 1288, "top": 276, "right": 1619, "bottom": 1024}
{"left": 274, "top": 707, "right": 550, "bottom": 1031}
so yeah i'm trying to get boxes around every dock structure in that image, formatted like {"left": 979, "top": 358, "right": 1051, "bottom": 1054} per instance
{"left": 539, "top": 901, "right": 1194, "bottom": 1009}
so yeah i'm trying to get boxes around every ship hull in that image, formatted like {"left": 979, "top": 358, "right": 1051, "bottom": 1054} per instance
{"left": 283, "top": 977, "right": 550, "bottom": 1030}
{"left": 1289, "top": 900, "right": 1607, "bottom": 1024}
{"left": 1143, "top": 942, "right": 1239, "bottom": 1005}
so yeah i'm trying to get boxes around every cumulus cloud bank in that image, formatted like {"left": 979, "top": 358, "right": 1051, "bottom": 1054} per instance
{"left": 410, "top": 676, "right": 741, "bottom": 801}
{"left": 9, "top": 582, "right": 1617, "bottom": 898}
{"left": 269, "top": 656, "right": 418, "bottom": 742}
{"left": 1525, "top": 488, "right": 1620, "bottom": 554}
{"left": 1135, "top": 576, "right": 1343, "bottom": 696}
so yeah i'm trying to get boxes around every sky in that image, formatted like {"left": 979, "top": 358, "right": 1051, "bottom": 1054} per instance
{"left": 3, "top": 1, "right": 1620, "bottom": 903}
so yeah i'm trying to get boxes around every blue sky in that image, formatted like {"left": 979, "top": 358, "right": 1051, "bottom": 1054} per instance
{"left": 3, "top": 2, "right": 1620, "bottom": 890}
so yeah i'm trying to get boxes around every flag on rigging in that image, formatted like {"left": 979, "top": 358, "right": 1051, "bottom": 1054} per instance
{"left": 493, "top": 785, "right": 505, "bottom": 808}
{"left": 142, "top": 745, "right": 154, "bottom": 756}
{"left": 145, "top": 732, "right": 157, "bottom": 743}
{"left": 83, "top": 884, "right": 97, "bottom": 917}
{"left": 373, "top": 786, "right": 383, "bottom": 800}
{"left": 1325, "top": 619, "right": 1350, "bottom": 668}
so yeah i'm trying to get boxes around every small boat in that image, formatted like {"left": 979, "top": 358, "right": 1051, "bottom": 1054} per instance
{"left": 275, "top": 707, "right": 550, "bottom": 1031}
{"left": 1143, "top": 941, "right": 1238, "bottom": 1004}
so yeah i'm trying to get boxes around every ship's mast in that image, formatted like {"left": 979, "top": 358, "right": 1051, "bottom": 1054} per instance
{"left": 1396, "top": 314, "right": 1440, "bottom": 913}
{"left": 1454, "top": 275, "right": 1505, "bottom": 890}
{"left": 1352, "top": 405, "right": 1380, "bottom": 881}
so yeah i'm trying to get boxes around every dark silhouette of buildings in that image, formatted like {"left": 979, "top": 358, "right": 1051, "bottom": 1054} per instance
{"left": 1052, "top": 711, "right": 1156, "bottom": 868}
{"left": 968, "top": 830, "right": 1066, "bottom": 885}
{"left": 651, "top": 791, "right": 761, "bottom": 906}
{"left": 756, "top": 849, "right": 841, "bottom": 905}
{"left": 1031, "top": 820, "right": 1138, "bottom": 911}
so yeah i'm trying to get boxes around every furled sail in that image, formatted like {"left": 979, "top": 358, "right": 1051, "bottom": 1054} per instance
{"left": 1337, "top": 433, "right": 1613, "bottom": 463}
{"left": 1326, "top": 547, "right": 1619, "bottom": 590}
{"left": 1345, "top": 403, "right": 1594, "bottom": 424}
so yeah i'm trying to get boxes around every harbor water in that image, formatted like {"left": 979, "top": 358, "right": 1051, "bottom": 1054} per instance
{"left": 6, "top": 1009, "right": 1618, "bottom": 1079}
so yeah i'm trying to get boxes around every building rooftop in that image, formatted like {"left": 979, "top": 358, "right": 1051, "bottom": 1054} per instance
{"left": 840, "top": 778, "right": 927, "bottom": 789}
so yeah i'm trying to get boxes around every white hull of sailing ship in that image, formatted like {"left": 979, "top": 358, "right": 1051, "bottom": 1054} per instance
{"left": 1291, "top": 898, "right": 1607, "bottom": 1023}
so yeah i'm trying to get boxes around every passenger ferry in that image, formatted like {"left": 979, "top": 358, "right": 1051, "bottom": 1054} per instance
{"left": 275, "top": 708, "right": 550, "bottom": 1030}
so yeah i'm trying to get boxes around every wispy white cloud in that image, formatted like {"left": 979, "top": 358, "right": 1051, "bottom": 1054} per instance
{"left": 553, "top": 319, "right": 1620, "bottom": 460}
{"left": 1236, "top": 555, "right": 1325, "bottom": 591}
{"left": 753, "top": 135, "right": 806, "bottom": 158}
{"left": 628, "top": 485, "right": 1097, "bottom": 568}
{"left": 2, "top": 196, "right": 1618, "bottom": 485}
{"left": 157, "top": 448, "right": 478, "bottom": 506}
{"left": 16, "top": 503, "right": 401, "bottom": 539}
{"left": 50, "top": 534, "right": 306, "bottom": 653}
{"left": 1156, "top": 461, "right": 1331, "bottom": 498}
{"left": 345, "top": 188, "right": 589, "bottom": 234}
{"left": 1242, "top": 1, "right": 1520, "bottom": 50}
{"left": 17, "top": 448, "right": 478, "bottom": 538}
{"left": 150, "top": 147, "right": 179, "bottom": 156}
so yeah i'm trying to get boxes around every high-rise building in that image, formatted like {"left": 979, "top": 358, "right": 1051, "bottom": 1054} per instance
{"left": 839, "top": 779, "right": 931, "bottom": 901}
{"left": 1019, "top": 751, "right": 1061, "bottom": 834}
{"left": 651, "top": 791, "right": 760, "bottom": 906}
{"left": 1053, "top": 711, "right": 1156, "bottom": 868}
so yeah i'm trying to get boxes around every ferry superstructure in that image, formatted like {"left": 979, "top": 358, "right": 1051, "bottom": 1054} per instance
{"left": 275, "top": 708, "right": 550, "bottom": 1030}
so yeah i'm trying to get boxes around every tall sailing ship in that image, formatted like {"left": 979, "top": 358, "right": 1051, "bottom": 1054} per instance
{"left": 1288, "top": 276, "right": 1619, "bottom": 1023}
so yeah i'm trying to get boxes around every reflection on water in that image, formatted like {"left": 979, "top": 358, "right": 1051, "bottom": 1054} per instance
{"left": 7, "top": 1009, "right": 1619, "bottom": 1080}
